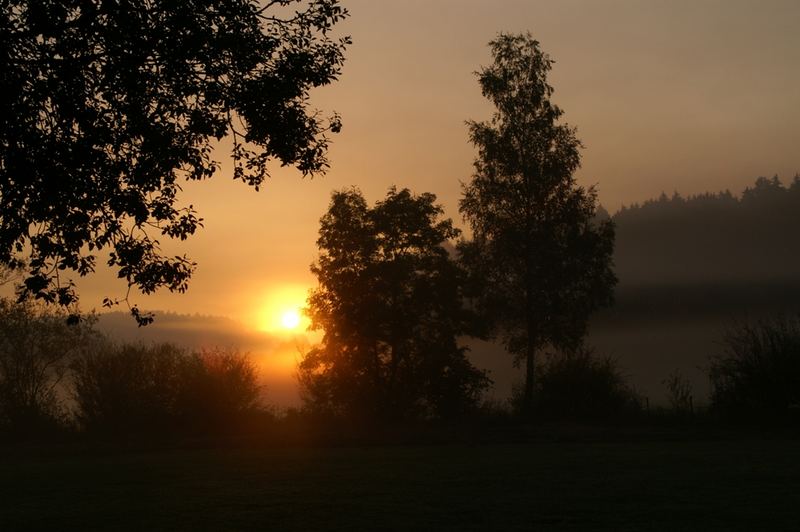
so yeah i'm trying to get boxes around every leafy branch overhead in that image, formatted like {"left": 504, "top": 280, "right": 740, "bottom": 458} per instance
{"left": 0, "top": 0, "right": 350, "bottom": 323}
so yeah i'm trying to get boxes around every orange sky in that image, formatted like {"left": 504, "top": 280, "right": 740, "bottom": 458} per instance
{"left": 78, "top": 0, "right": 800, "bottom": 327}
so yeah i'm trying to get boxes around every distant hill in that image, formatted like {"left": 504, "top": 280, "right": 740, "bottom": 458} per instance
{"left": 97, "top": 311, "right": 264, "bottom": 350}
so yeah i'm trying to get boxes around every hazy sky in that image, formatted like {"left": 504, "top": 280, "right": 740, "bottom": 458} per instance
{"left": 79, "top": 0, "right": 800, "bottom": 328}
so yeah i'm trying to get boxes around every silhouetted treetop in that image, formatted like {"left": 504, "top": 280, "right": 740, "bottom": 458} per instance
{"left": 300, "top": 187, "right": 489, "bottom": 420}
{"left": 459, "top": 33, "right": 616, "bottom": 414}
{"left": 0, "top": 0, "right": 349, "bottom": 323}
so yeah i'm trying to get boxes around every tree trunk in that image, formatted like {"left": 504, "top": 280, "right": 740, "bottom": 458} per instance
{"left": 523, "top": 319, "right": 536, "bottom": 417}
{"left": 523, "top": 268, "right": 536, "bottom": 416}
{"left": 523, "top": 223, "right": 537, "bottom": 417}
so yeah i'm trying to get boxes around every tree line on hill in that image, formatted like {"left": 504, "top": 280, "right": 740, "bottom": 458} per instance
{"left": 613, "top": 175, "right": 800, "bottom": 286}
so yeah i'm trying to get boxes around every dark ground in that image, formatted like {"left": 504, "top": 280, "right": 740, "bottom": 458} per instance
{"left": 1, "top": 432, "right": 798, "bottom": 531}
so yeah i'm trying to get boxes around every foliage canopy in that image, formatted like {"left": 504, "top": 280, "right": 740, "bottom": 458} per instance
{"left": 0, "top": 0, "right": 349, "bottom": 322}
{"left": 459, "top": 33, "right": 616, "bottom": 412}
{"left": 300, "top": 188, "right": 489, "bottom": 420}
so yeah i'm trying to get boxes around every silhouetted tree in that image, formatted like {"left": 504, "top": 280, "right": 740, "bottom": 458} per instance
{"left": 0, "top": 298, "right": 97, "bottom": 433}
{"left": 742, "top": 175, "right": 785, "bottom": 203}
{"left": 0, "top": 0, "right": 349, "bottom": 323}
{"left": 299, "top": 188, "right": 490, "bottom": 421}
{"left": 459, "top": 33, "right": 616, "bottom": 415}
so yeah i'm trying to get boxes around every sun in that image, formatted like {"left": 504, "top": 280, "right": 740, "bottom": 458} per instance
{"left": 251, "top": 284, "right": 313, "bottom": 334}
{"left": 281, "top": 308, "right": 301, "bottom": 330}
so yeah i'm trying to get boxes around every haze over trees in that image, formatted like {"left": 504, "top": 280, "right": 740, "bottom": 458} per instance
{"left": 0, "top": 4, "right": 798, "bottom": 525}
{"left": 459, "top": 33, "right": 616, "bottom": 414}
{"left": 299, "top": 188, "right": 489, "bottom": 421}
{"left": 579, "top": 175, "right": 800, "bottom": 410}
{"left": 0, "top": 0, "right": 349, "bottom": 323}
{"left": 0, "top": 0, "right": 795, "bottom": 437}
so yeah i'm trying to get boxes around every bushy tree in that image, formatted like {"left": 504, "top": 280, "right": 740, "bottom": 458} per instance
{"left": 459, "top": 33, "right": 616, "bottom": 414}
{"left": 0, "top": 0, "right": 349, "bottom": 322}
{"left": 300, "top": 188, "right": 490, "bottom": 421}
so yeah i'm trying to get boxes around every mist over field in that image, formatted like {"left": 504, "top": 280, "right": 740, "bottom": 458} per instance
{"left": 94, "top": 178, "right": 800, "bottom": 409}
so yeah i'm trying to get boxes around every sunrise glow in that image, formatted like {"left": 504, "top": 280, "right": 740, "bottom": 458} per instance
{"left": 253, "top": 284, "right": 311, "bottom": 334}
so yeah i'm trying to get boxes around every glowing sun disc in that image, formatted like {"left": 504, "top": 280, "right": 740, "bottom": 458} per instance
{"left": 281, "top": 309, "right": 301, "bottom": 329}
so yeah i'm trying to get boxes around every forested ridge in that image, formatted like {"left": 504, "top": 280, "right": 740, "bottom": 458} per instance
{"left": 613, "top": 175, "right": 800, "bottom": 288}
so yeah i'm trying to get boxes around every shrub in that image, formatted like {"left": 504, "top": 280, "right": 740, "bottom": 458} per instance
{"left": 73, "top": 343, "right": 263, "bottom": 436}
{"left": 519, "top": 348, "right": 641, "bottom": 422}
{"left": 72, "top": 343, "right": 187, "bottom": 434}
{"left": 0, "top": 298, "right": 98, "bottom": 434}
{"left": 663, "top": 369, "right": 694, "bottom": 415}
{"left": 709, "top": 316, "right": 800, "bottom": 422}
{"left": 178, "top": 348, "right": 262, "bottom": 429}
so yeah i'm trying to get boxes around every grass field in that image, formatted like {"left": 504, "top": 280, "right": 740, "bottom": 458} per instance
{"left": 1, "top": 436, "right": 799, "bottom": 531}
